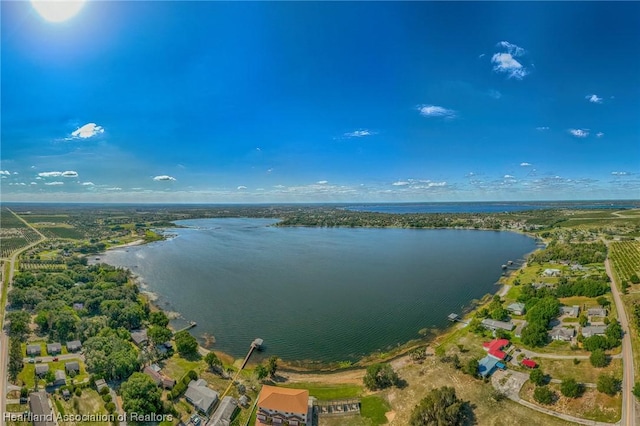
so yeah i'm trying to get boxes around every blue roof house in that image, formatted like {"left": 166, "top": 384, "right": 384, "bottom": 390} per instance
{"left": 478, "top": 356, "right": 500, "bottom": 378}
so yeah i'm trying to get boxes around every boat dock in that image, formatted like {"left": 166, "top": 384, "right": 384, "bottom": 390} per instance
{"left": 173, "top": 320, "right": 197, "bottom": 334}
{"left": 447, "top": 313, "right": 469, "bottom": 325}
{"left": 220, "top": 338, "right": 264, "bottom": 400}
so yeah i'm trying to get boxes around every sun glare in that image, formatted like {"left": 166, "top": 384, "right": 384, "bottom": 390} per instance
{"left": 31, "top": 0, "right": 85, "bottom": 23}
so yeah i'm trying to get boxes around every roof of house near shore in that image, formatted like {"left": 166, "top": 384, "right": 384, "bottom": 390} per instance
{"left": 130, "top": 329, "right": 148, "bottom": 346}
{"left": 185, "top": 379, "right": 219, "bottom": 414}
{"left": 506, "top": 302, "right": 525, "bottom": 314}
{"left": 208, "top": 396, "right": 238, "bottom": 426}
{"left": 257, "top": 385, "right": 309, "bottom": 415}
{"left": 481, "top": 318, "right": 514, "bottom": 331}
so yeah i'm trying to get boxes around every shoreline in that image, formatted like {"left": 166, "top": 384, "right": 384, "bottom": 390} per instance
{"left": 96, "top": 223, "right": 541, "bottom": 373}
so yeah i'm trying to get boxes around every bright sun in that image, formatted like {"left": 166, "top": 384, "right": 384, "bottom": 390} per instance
{"left": 31, "top": 0, "right": 86, "bottom": 23}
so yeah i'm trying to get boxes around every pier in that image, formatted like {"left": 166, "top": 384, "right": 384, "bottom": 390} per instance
{"left": 220, "top": 338, "right": 263, "bottom": 400}
{"left": 173, "top": 320, "right": 197, "bottom": 335}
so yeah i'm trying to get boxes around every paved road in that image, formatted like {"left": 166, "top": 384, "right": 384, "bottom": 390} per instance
{"left": 0, "top": 209, "right": 47, "bottom": 417}
{"left": 606, "top": 257, "right": 636, "bottom": 426}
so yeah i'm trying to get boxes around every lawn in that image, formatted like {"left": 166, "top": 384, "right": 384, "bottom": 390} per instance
{"left": 360, "top": 395, "right": 390, "bottom": 425}
{"left": 161, "top": 354, "right": 206, "bottom": 382}
{"left": 6, "top": 403, "right": 31, "bottom": 426}
{"left": 279, "top": 382, "right": 363, "bottom": 400}
{"left": 55, "top": 389, "right": 111, "bottom": 426}
{"left": 17, "top": 358, "right": 87, "bottom": 388}
{"left": 535, "top": 358, "right": 622, "bottom": 384}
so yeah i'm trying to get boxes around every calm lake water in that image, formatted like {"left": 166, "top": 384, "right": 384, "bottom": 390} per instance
{"left": 97, "top": 218, "right": 537, "bottom": 362}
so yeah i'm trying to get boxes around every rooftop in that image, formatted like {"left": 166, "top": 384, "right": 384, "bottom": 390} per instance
{"left": 257, "top": 385, "right": 309, "bottom": 415}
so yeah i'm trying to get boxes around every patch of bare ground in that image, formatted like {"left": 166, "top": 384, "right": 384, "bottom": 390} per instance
{"left": 520, "top": 381, "right": 621, "bottom": 423}
{"left": 280, "top": 368, "right": 365, "bottom": 385}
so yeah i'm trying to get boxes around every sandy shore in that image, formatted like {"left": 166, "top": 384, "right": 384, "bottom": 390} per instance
{"left": 107, "top": 239, "right": 145, "bottom": 250}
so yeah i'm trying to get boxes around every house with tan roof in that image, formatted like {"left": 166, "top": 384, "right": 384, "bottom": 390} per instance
{"left": 256, "top": 385, "right": 311, "bottom": 426}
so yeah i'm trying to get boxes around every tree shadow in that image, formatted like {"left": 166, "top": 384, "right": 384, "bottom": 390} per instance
{"left": 461, "top": 401, "right": 477, "bottom": 425}
{"left": 395, "top": 378, "right": 409, "bottom": 389}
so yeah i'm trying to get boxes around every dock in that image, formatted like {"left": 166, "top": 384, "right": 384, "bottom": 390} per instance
{"left": 173, "top": 321, "right": 197, "bottom": 335}
{"left": 220, "top": 338, "right": 263, "bottom": 400}
{"left": 447, "top": 313, "right": 469, "bottom": 325}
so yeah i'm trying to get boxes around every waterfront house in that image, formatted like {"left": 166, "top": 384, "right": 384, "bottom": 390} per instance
{"left": 482, "top": 339, "right": 510, "bottom": 360}
{"left": 130, "top": 329, "right": 148, "bottom": 347}
{"left": 143, "top": 366, "right": 163, "bottom": 386}
{"left": 582, "top": 325, "right": 607, "bottom": 338}
{"left": 29, "top": 391, "right": 55, "bottom": 426}
{"left": 506, "top": 303, "right": 526, "bottom": 316}
{"left": 46, "top": 342, "right": 62, "bottom": 355}
{"left": 481, "top": 318, "right": 514, "bottom": 332}
{"left": 209, "top": 396, "right": 238, "bottom": 426}
{"left": 66, "top": 340, "right": 82, "bottom": 352}
{"left": 65, "top": 361, "right": 80, "bottom": 375}
{"left": 559, "top": 306, "right": 580, "bottom": 317}
{"left": 27, "top": 344, "right": 42, "bottom": 357}
{"left": 549, "top": 327, "right": 575, "bottom": 341}
{"left": 478, "top": 356, "right": 503, "bottom": 378}
{"left": 256, "top": 385, "right": 310, "bottom": 426}
{"left": 185, "top": 379, "right": 219, "bottom": 415}
{"left": 543, "top": 268, "right": 561, "bottom": 277}
{"left": 587, "top": 308, "right": 607, "bottom": 318}
{"left": 54, "top": 370, "right": 66, "bottom": 386}
{"left": 35, "top": 364, "right": 49, "bottom": 377}
{"left": 143, "top": 366, "right": 176, "bottom": 390}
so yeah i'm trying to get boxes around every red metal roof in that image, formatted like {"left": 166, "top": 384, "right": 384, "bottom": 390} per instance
{"left": 521, "top": 359, "right": 537, "bottom": 368}
{"left": 482, "top": 339, "right": 509, "bottom": 360}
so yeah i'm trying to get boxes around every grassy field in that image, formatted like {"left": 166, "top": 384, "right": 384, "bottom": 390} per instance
{"left": 17, "top": 358, "right": 87, "bottom": 388}
{"left": 5, "top": 403, "right": 31, "bottom": 426}
{"left": 55, "top": 389, "right": 111, "bottom": 426}
{"left": 536, "top": 358, "right": 622, "bottom": 384}
{"left": 280, "top": 382, "right": 363, "bottom": 400}
{"left": 610, "top": 241, "right": 640, "bottom": 285}
{"left": 520, "top": 381, "right": 621, "bottom": 423}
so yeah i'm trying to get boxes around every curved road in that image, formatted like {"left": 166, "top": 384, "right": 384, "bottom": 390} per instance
{"left": 0, "top": 209, "right": 47, "bottom": 418}
{"left": 606, "top": 257, "right": 636, "bottom": 426}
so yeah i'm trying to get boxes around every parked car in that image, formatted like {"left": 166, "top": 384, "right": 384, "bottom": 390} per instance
{"left": 53, "top": 357, "right": 59, "bottom": 361}
{"left": 28, "top": 359, "right": 35, "bottom": 364}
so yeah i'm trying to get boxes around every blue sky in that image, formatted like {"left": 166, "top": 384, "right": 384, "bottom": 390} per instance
{"left": 2, "top": 1, "right": 639, "bottom": 203}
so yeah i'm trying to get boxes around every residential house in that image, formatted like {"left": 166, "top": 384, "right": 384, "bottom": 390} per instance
{"left": 29, "top": 391, "right": 55, "bottom": 426}
{"left": 143, "top": 366, "right": 176, "bottom": 390}
{"left": 506, "top": 303, "right": 526, "bottom": 316}
{"left": 35, "top": 364, "right": 49, "bottom": 377}
{"left": 185, "top": 379, "right": 219, "bottom": 415}
{"left": 46, "top": 343, "right": 62, "bottom": 355}
{"left": 256, "top": 385, "right": 310, "bottom": 426}
{"left": 66, "top": 340, "right": 82, "bottom": 352}
{"left": 65, "top": 361, "right": 80, "bottom": 375}
{"left": 54, "top": 370, "right": 66, "bottom": 386}
{"left": 27, "top": 344, "right": 42, "bottom": 357}
{"left": 209, "top": 396, "right": 238, "bottom": 426}
{"left": 559, "top": 306, "right": 580, "bottom": 317}
{"left": 481, "top": 318, "right": 514, "bottom": 332}
{"left": 582, "top": 325, "right": 607, "bottom": 338}
{"left": 543, "top": 268, "right": 561, "bottom": 277}
{"left": 95, "top": 379, "right": 108, "bottom": 393}
{"left": 587, "top": 308, "right": 607, "bottom": 318}
{"left": 482, "top": 339, "right": 510, "bottom": 360}
{"left": 478, "top": 356, "right": 503, "bottom": 378}
{"left": 549, "top": 327, "right": 575, "bottom": 341}
{"left": 130, "top": 329, "right": 148, "bottom": 347}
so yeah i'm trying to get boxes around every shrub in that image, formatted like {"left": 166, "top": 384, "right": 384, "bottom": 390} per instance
{"left": 560, "top": 378, "right": 584, "bottom": 398}
{"left": 590, "top": 349, "right": 608, "bottom": 368}
{"left": 533, "top": 386, "right": 555, "bottom": 405}
{"left": 597, "top": 375, "right": 620, "bottom": 396}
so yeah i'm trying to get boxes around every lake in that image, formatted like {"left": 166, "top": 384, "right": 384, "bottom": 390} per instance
{"left": 97, "top": 218, "right": 538, "bottom": 362}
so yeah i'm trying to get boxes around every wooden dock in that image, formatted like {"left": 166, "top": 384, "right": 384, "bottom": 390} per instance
{"left": 220, "top": 338, "right": 263, "bottom": 400}
{"left": 173, "top": 320, "right": 197, "bottom": 335}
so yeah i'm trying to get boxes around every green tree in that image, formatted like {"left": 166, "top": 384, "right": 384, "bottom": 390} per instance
{"left": 267, "top": 356, "right": 278, "bottom": 378}
{"left": 597, "top": 374, "right": 620, "bottom": 396}
{"left": 363, "top": 363, "right": 400, "bottom": 390}
{"left": 148, "top": 326, "right": 172, "bottom": 345}
{"left": 44, "top": 370, "right": 56, "bottom": 384}
{"left": 521, "top": 322, "right": 548, "bottom": 347}
{"left": 6, "top": 311, "right": 31, "bottom": 340}
{"left": 204, "top": 352, "right": 222, "bottom": 372}
{"left": 149, "top": 311, "right": 169, "bottom": 327}
{"left": 255, "top": 364, "right": 268, "bottom": 380}
{"left": 590, "top": 349, "right": 608, "bottom": 368}
{"left": 409, "top": 386, "right": 468, "bottom": 426}
{"left": 578, "top": 314, "right": 588, "bottom": 327}
{"left": 633, "top": 382, "right": 640, "bottom": 399}
{"left": 596, "top": 297, "right": 611, "bottom": 308}
{"left": 533, "top": 386, "right": 555, "bottom": 405}
{"left": 120, "top": 372, "right": 163, "bottom": 416}
{"left": 529, "top": 368, "right": 546, "bottom": 386}
{"left": 8, "top": 337, "right": 24, "bottom": 381}
{"left": 174, "top": 331, "right": 198, "bottom": 356}
{"left": 560, "top": 378, "right": 584, "bottom": 398}
{"left": 463, "top": 358, "right": 479, "bottom": 378}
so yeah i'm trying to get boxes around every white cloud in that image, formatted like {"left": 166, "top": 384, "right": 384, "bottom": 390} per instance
{"left": 61, "top": 171, "right": 78, "bottom": 178}
{"left": 569, "top": 129, "right": 589, "bottom": 138}
{"left": 488, "top": 89, "right": 502, "bottom": 99}
{"left": 520, "top": 162, "right": 532, "bottom": 167}
{"left": 498, "top": 41, "right": 525, "bottom": 57}
{"left": 611, "top": 171, "right": 629, "bottom": 176}
{"left": 30, "top": 182, "right": 37, "bottom": 185}
{"left": 81, "top": 182, "right": 94, "bottom": 186}
{"left": 504, "top": 174, "right": 515, "bottom": 179}
{"left": 344, "top": 129, "right": 376, "bottom": 138}
{"left": 317, "top": 180, "right": 328, "bottom": 185}
{"left": 38, "top": 171, "right": 63, "bottom": 177}
{"left": 478, "top": 53, "right": 486, "bottom": 59}
{"left": 44, "top": 181, "right": 64, "bottom": 186}
{"left": 492, "top": 41, "right": 529, "bottom": 79}
{"left": 596, "top": 132, "right": 604, "bottom": 138}
{"left": 418, "top": 105, "right": 456, "bottom": 118}
{"left": 392, "top": 181, "right": 410, "bottom": 186}
{"left": 71, "top": 123, "right": 104, "bottom": 139}
{"left": 426, "top": 182, "right": 447, "bottom": 187}
{"left": 586, "top": 94, "right": 602, "bottom": 104}
{"left": 237, "top": 185, "right": 247, "bottom": 190}
{"left": 153, "top": 175, "right": 176, "bottom": 181}
{"left": 0, "top": 170, "right": 10, "bottom": 175}
{"left": 104, "top": 187, "right": 122, "bottom": 191}
{"left": 536, "top": 127, "right": 550, "bottom": 131}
